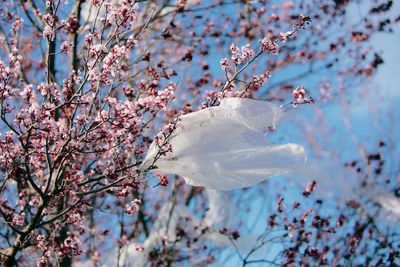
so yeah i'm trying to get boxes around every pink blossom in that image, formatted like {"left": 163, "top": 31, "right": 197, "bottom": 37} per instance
{"left": 156, "top": 173, "right": 169, "bottom": 186}
{"left": 91, "top": 0, "right": 101, "bottom": 6}
{"left": 125, "top": 199, "right": 141, "bottom": 215}
{"left": 127, "top": 35, "right": 138, "bottom": 49}
{"left": 292, "top": 86, "right": 313, "bottom": 107}
{"left": 252, "top": 71, "right": 271, "bottom": 88}
{"left": 60, "top": 41, "right": 74, "bottom": 55}
{"left": 67, "top": 213, "right": 84, "bottom": 225}
{"left": 0, "top": 60, "right": 11, "bottom": 81}
{"left": 106, "top": 9, "right": 118, "bottom": 25}
{"left": 292, "top": 86, "right": 306, "bottom": 103}
{"left": 241, "top": 43, "right": 255, "bottom": 59}
{"left": 36, "top": 235, "right": 47, "bottom": 249}
{"left": 43, "top": 14, "right": 54, "bottom": 25}
{"left": 20, "top": 85, "right": 34, "bottom": 100}
{"left": 0, "top": 1, "right": 389, "bottom": 266}
{"left": 259, "top": 37, "right": 280, "bottom": 54}
{"left": 175, "top": 0, "right": 187, "bottom": 10}
{"left": 90, "top": 44, "right": 107, "bottom": 58}
{"left": 61, "top": 235, "right": 82, "bottom": 256}
{"left": 42, "top": 25, "right": 54, "bottom": 41}
{"left": 87, "top": 67, "right": 100, "bottom": 84}
{"left": 9, "top": 48, "right": 22, "bottom": 70}
{"left": 137, "top": 83, "right": 176, "bottom": 111}
{"left": 154, "top": 135, "right": 173, "bottom": 156}
{"left": 29, "top": 195, "right": 40, "bottom": 207}
{"left": 12, "top": 17, "right": 24, "bottom": 32}
{"left": 279, "top": 32, "right": 288, "bottom": 42}
{"left": 13, "top": 213, "right": 25, "bottom": 226}
{"left": 230, "top": 43, "right": 241, "bottom": 64}
{"left": 268, "top": 13, "right": 279, "bottom": 21}
{"left": 220, "top": 57, "right": 228, "bottom": 71}
{"left": 36, "top": 251, "right": 50, "bottom": 267}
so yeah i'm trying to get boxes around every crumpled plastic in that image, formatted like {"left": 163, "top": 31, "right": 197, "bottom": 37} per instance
{"left": 140, "top": 97, "right": 307, "bottom": 190}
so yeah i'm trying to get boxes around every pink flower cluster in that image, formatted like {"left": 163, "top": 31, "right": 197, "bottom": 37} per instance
{"left": 292, "top": 86, "right": 314, "bottom": 107}
{"left": 279, "top": 31, "right": 292, "bottom": 42}
{"left": 60, "top": 41, "right": 74, "bottom": 55}
{"left": 11, "top": 16, "right": 24, "bottom": 32}
{"left": 91, "top": 0, "right": 101, "bottom": 6}
{"left": 229, "top": 43, "right": 255, "bottom": 65}
{"left": 102, "top": 44, "right": 128, "bottom": 78}
{"left": 230, "top": 43, "right": 241, "bottom": 64}
{"left": 89, "top": 44, "right": 108, "bottom": 58}
{"left": 12, "top": 212, "right": 25, "bottom": 226}
{"left": 156, "top": 173, "right": 169, "bottom": 186}
{"left": 175, "top": 0, "right": 187, "bottom": 10}
{"left": 137, "top": 83, "right": 176, "bottom": 111}
{"left": 36, "top": 235, "right": 47, "bottom": 250}
{"left": 42, "top": 12, "right": 55, "bottom": 41}
{"left": 241, "top": 43, "right": 255, "bottom": 58}
{"left": 0, "top": 59, "right": 11, "bottom": 81}
{"left": 37, "top": 251, "right": 50, "bottom": 267}
{"left": 220, "top": 57, "right": 228, "bottom": 71}
{"left": 125, "top": 199, "right": 141, "bottom": 215}
{"left": 154, "top": 135, "right": 173, "bottom": 157}
{"left": 259, "top": 37, "right": 280, "bottom": 54}
{"left": 60, "top": 235, "right": 82, "bottom": 257}
{"left": 252, "top": 71, "right": 271, "bottom": 88}
{"left": 103, "top": 1, "right": 139, "bottom": 27}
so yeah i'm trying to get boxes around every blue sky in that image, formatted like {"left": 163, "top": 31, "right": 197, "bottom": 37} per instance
{"left": 210, "top": 1, "right": 400, "bottom": 265}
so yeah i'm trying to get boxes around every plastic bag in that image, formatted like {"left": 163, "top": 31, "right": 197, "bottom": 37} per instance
{"left": 141, "top": 98, "right": 306, "bottom": 190}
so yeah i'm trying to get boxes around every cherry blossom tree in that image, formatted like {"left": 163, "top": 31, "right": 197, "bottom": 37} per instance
{"left": 0, "top": 0, "right": 398, "bottom": 266}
